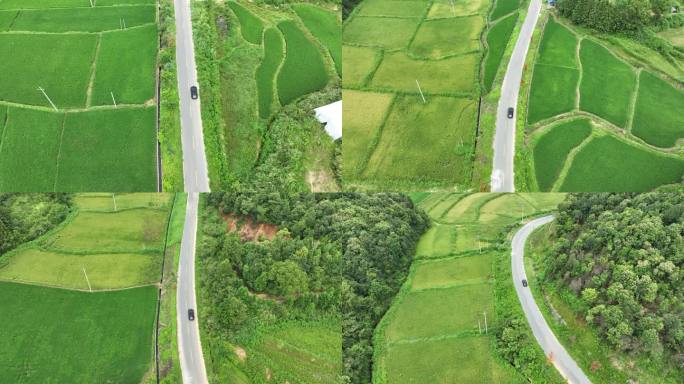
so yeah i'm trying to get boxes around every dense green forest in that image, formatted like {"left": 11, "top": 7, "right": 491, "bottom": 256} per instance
{"left": 204, "top": 191, "right": 429, "bottom": 383}
{"left": 0, "top": 194, "right": 72, "bottom": 256}
{"left": 546, "top": 191, "right": 684, "bottom": 368}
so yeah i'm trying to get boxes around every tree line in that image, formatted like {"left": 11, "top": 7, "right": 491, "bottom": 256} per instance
{"left": 545, "top": 189, "right": 684, "bottom": 366}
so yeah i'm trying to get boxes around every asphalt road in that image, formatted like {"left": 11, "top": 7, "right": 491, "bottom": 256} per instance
{"left": 512, "top": 215, "right": 591, "bottom": 384}
{"left": 176, "top": 193, "right": 209, "bottom": 384}
{"left": 491, "top": 0, "right": 542, "bottom": 192}
{"left": 175, "top": 0, "right": 210, "bottom": 193}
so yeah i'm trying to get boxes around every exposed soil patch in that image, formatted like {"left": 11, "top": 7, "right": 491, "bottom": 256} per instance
{"left": 222, "top": 213, "right": 278, "bottom": 242}
{"left": 234, "top": 346, "right": 247, "bottom": 362}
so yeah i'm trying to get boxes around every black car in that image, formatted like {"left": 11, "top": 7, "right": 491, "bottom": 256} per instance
{"left": 507, "top": 107, "right": 514, "bottom": 119}
{"left": 190, "top": 86, "right": 198, "bottom": 100}
{"left": 522, "top": 279, "right": 528, "bottom": 287}
{"left": 188, "top": 309, "right": 195, "bottom": 321}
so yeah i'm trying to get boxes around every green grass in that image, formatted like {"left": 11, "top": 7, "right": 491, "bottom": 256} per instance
{"left": 533, "top": 118, "right": 592, "bottom": 191}
{"left": 371, "top": 52, "right": 478, "bottom": 94}
{"left": 342, "top": 90, "right": 393, "bottom": 179}
{"left": 341, "top": 45, "right": 378, "bottom": 87}
{"left": 415, "top": 224, "right": 456, "bottom": 258}
{"left": 363, "top": 95, "right": 477, "bottom": 185}
{"left": 276, "top": 20, "right": 329, "bottom": 105}
{"left": 0, "top": 108, "right": 63, "bottom": 191}
{"left": 227, "top": 1, "right": 264, "bottom": 45}
{"left": 255, "top": 28, "right": 284, "bottom": 119}
{"left": 0, "top": 282, "right": 156, "bottom": 384}
{"left": 442, "top": 193, "right": 494, "bottom": 223}
{"left": 0, "top": 10, "right": 17, "bottom": 30}
{"left": 478, "top": 194, "right": 537, "bottom": 225}
{"left": 527, "top": 64, "right": 578, "bottom": 124}
{"left": 579, "top": 39, "right": 635, "bottom": 127}
{"left": 0, "top": 33, "right": 96, "bottom": 107}
{"left": 247, "top": 322, "right": 342, "bottom": 383}
{"left": 428, "top": 0, "right": 489, "bottom": 18}
{"left": 91, "top": 24, "right": 158, "bottom": 105}
{"left": 10, "top": 5, "right": 156, "bottom": 32}
{"left": 384, "top": 336, "right": 511, "bottom": 383}
{"left": 484, "top": 12, "right": 518, "bottom": 91}
{"left": 490, "top": 0, "right": 519, "bottom": 21}
{"left": 50, "top": 209, "right": 168, "bottom": 252}
{"left": 75, "top": 193, "right": 172, "bottom": 211}
{"left": 55, "top": 108, "right": 157, "bottom": 191}
{"left": 560, "top": 135, "right": 684, "bottom": 191}
{"left": 0, "top": 0, "right": 89, "bottom": 8}
{"left": 409, "top": 16, "right": 484, "bottom": 58}
{"left": 343, "top": 16, "right": 421, "bottom": 50}
{"left": 384, "top": 283, "right": 494, "bottom": 341}
{"left": 427, "top": 194, "right": 464, "bottom": 218}
{"left": 292, "top": 4, "right": 341, "bottom": 76}
{"left": 0, "top": 248, "right": 160, "bottom": 289}
{"left": 536, "top": 18, "right": 578, "bottom": 68}
{"left": 412, "top": 254, "right": 493, "bottom": 289}
{"left": 632, "top": 71, "right": 684, "bottom": 148}
{"left": 358, "top": 0, "right": 428, "bottom": 17}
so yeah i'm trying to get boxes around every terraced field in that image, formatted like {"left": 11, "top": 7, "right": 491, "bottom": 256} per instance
{"left": 374, "top": 193, "right": 564, "bottom": 383}
{"left": 343, "top": 0, "right": 520, "bottom": 190}
{"left": 0, "top": 0, "right": 159, "bottom": 191}
{"left": 525, "top": 16, "right": 684, "bottom": 191}
{"left": 0, "top": 193, "right": 177, "bottom": 383}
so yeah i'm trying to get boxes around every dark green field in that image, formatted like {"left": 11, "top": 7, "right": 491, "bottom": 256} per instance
{"left": 0, "top": 282, "right": 157, "bottom": 384}
{"left": 632, "top": 71, "right": 684, "bottom": 148}
{"left": 560, "top": 135, "right": 684, "bottom": 191}
{"left": 490, "top": 0, "right": 519, "bottom": 21}
{"left": 276, "top": 20, "right": 329, "bottom": 105}
{"left": 255, "top": 28, "right": 284, "bottom": 119}
{"left": 579, "top": 39, "right": 635, "bottom": 127}
{"left": 533, "top": 118, "right": 592, "bottom": 191}
{"left": 527, "top": 65, "right": 578, "bottom": 123}
{"left": 293, "top": 3, "right": 341, "bottom": 75}
{"left": 484, "top": 12, "right": 518, "bottom": 91}
{"left": 8, "top": 5, "right": 156, "bottom": 32}
{"left": 228, "top": 1, "right": 263, "bottom": 44}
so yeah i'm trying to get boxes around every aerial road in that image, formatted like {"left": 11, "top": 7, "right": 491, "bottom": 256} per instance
{"left": 175, "top": 0, "right": 210, "bottom": 193}
{"left": 512, "top": 215, "right": 591, "bottom": 384}
{"left": 491, "top": 0, "right": 542, "bottom": 192}
{"left": 174, "top": 0, "right": 210, "bottom": 382}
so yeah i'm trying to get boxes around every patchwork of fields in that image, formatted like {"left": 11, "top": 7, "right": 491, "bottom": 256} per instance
{"left": 526, "top": 16, "right": 684, "bottom": 191}
{"left": 0, "top": 193, "right": 175, "bottom": 383}
{"left": 0, "top": 0, "right": 159, "bottom": 191}
{"left": 374, "top": 192, "right": 564, "bottom": 383}
{"left": 343, "top": 0, "right": 520, "bottom": 189}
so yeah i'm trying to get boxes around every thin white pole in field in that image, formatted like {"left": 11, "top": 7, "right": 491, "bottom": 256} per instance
{"left": 112, "top": 193, "right": 117, "bottom": 211}
{"left": 89, "top": 0, "right": 93, "bottom": 7}
{"left": 83, "top": 267, "right": 92, "bottom": 292}
{"left": 122, "top": 18, "right": 126, "bottom": 29}
{"left": 483, "top": 311, "right": 488, "bottom": 334}
{"left": 111, "top": 92, "right": 117, "bottom": 108}
{"left": 415, "top": 80, "right": 426, "bottom": 104}
{"left": 37, "top": 87, "right": 58, "bottom": 111}
{"left": 449, "top": 0, "right": 456, "bottom": 16}
{"left": 478, "top": 320, "right": 481, "bottom": 334}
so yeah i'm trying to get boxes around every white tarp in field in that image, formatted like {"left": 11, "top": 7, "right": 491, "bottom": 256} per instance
{"left": 314, "top": 100, "right": 342, "bottom": 140}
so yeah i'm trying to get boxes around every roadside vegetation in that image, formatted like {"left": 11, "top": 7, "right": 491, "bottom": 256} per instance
{"left": 193, "top": 0, "right": 340, "bottom": 192}
{"left": 525, "top": 191, "right": 684, "bottom": 383}
{"left": 373, "top": 193, "right": 567, "bottom": 383}
{"left": 0, "top": 192, "right": 177, "bottom": 383}
{"left": 521, "top": 7, "right": 684, "bottom": 192}
{"left": 0, "top": 0, "right": 160, "bottom": 191}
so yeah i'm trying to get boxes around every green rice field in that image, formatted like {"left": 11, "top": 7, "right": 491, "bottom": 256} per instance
{"left": 533, "top": 119, "right": 592, "bottom": 191}
{"left": 632, "top": 71, "right": 684, "bottom": 148}
{"left": 484, "top": 12, "right": 518, "bottom": 91}
{"left": 375, "top": 193, "right": 563, "bottom": 383}
{"left": 0, "top": 1, "right": 159, "bottom": 191}
{"left": 343, "top": 0, "right": 497, "bottom": 189}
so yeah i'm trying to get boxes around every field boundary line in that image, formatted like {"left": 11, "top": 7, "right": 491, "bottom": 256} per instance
{"left": 575, "top": 37, "right": 583, "bottom": 110}
{"left": 387, "top": 330, "right": 491, "bottom": 346}
{"left": 0, "top": 22, "right": 158, "bottom": 35}
{"left": 626, "top": 68, "right": 642, "bottom": 133}
{"left": 0, "top": 4, "right": 156, "bottom": 12}
{"left": 414, "top": 249, "right": 496, "bottom": 264}
{"left": 0, "top": 107, "right": 9, "bottom": 169}
{"left": 85, "top": 34, "right": 102, "bottom": 109}
{"left": 410, "top": 279, "right": 493, "bottom": 292}
{"left": 357, "top": 94, "right": 396, "bottom": 178}
{"left": 7, "top": 10, "right": 20, "bottom": 30}
{"left": 0, "top": 100, "right": 150, "bottom": 113}
{"left": 550, "top": 132, "right": 595, "bottom": 191}
{"left": 52, "top": 113, "right": 68, "bottom": 191}
{"left": 0, "top": 277, "right": 157, "bottom": 293}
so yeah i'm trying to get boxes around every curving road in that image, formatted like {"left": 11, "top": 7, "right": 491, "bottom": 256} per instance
{"left": 512, "top": 215, "right": 591, "bottom": 384}
{"left": 175, "top": 0, "right": 210, "bottom": 193}
{"left": 176, "top": 192, "right": 208, "bottom": 384}
{"left": 491, "top": 0, "right": 542, "bottom": 192}
{"left": 174, "top": 0, "right": 210, "bottom": 382}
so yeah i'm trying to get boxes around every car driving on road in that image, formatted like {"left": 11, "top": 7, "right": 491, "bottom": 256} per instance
{"left": 507, "top": 107, "right": 514, "bottom": 118}
{"left": 188, "top": 309, "right": 195, "bottom": 321}
{"left": 522, "top": 279, "right": 528, "bottom": 287}
{"left": 190, "top": 86, "right": 198, "bottom": 100}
